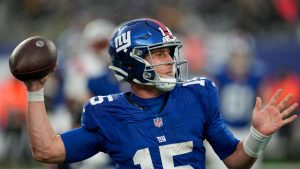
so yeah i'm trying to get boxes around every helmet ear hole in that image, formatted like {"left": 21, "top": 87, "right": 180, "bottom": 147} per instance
{"left": 124, "top": 63, "right": 134, "bottom": 70}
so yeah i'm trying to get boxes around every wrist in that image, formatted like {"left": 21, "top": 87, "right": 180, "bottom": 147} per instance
{"left": 24, "top": 80, "right": 45, "bottom": 92}
{"left": 27, "top": 88, "right": 44, "bottom": 102}
{"left": 243, "top": 125, "right": 272, "bottom": 157}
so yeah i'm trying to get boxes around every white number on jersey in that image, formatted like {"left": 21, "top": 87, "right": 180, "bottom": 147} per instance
{"left": 90, "top": 95, "right": 114, "bottom": 105}
{"left": 83, "top": 95, "right": 114, "bottom": 113}
{"left": 133, "top": 141, "right": 194, "bottom": 169}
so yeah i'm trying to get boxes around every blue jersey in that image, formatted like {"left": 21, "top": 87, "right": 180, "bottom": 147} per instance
{"left": 61, "top": 77, "right": 239, "bottom": 169}
{"left": 215, "top": 70, "right": 262, "bottom": 128}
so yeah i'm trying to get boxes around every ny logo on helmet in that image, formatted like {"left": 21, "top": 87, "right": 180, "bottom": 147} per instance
{"left": 115, "top": 31, "right": 131, "bottom": 53}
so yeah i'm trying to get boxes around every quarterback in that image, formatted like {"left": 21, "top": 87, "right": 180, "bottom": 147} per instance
{"left": 25, "top": 18, "right": 298, "bottom": 169}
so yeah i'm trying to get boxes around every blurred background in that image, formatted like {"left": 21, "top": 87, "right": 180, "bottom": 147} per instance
{"left": 0, "top": 0, "right": 300, "bottom": 169}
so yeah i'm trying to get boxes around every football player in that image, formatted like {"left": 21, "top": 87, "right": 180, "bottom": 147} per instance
{"left": 24, "top": 18, "right": 298, "bottom": 169}
{"left": 207, "top": 34, "right": 264, "bottom": 169}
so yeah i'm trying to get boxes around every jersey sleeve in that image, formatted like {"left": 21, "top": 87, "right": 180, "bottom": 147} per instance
{"left": 61, "top": 100, "right": 107, "bottom": 163}
{"left": 61, "top": 127, "right": 104, "bottom": 163}
{"left": 202, "top": 78, "right": 239, "bottom": 160}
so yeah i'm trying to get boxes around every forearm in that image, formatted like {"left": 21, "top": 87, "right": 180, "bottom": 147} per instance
{"left": 224, "top": 125, "right": 272, "bottom": 169}
{"left": 27, "top": 101, "right": 55, "bottom": 150}
{"left": 26, "top": 84, "right": 66, "bottom": 163}
{"left": 223, "top": 141, "right": 256, "bottom": 169}
{"left": 27, "top": 101, "right": 65, "bottom": 162}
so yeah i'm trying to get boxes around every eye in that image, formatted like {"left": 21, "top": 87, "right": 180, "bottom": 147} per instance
{"left": 151, "top": 51, "right": 162, "bottom": 57}
{"left": 157, "top": 52, "right": 164, "bottom": 57}
{"left": 150, "top": 48, "right": 171, "bottom": 58}
{"left": 166, "top": 48, "right": 171, "bottom": 54}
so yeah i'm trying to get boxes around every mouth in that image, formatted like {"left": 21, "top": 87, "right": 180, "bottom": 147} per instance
{"left": 159, "top": 71, "right": 175, "bottom": 78}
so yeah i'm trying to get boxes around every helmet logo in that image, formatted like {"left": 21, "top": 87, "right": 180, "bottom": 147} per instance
{"left": 158, "top": 27, "right": 175, "bottom": 42}
{"left": 115, "top": 31, "right": 131, "bottom": 53}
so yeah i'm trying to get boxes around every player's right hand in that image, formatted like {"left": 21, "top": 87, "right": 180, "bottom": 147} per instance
{"left": 24, "top": 75, "right": 49, "bottom": 92}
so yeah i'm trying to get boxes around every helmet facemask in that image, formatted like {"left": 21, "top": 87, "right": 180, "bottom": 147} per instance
{"left": 131, "top": 42, "right": 188, "bottom": 91}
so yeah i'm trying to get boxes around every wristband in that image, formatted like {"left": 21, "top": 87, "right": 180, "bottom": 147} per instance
{"left": 243, "top": 125, "right": 272, "bottom": 157}
{"left": 27, "top": 88, "right": 44, "bottom": 102}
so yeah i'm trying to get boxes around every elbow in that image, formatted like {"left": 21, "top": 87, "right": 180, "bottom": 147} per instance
{"left": 30, "top": 136, "right": 66, "bottom": 163}
{"left": 31, "top": 148, "right": 52, "bottom": 162}
{"left": 31, "top": 147, "right": 63, "bottom": 163}
{"left": 32, "top": 153, "right": 46, "bottom": 162}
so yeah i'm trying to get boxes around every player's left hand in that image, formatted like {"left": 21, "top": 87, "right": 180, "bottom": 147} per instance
{"left": 251, "top": 89, "right": 298, "bottom": 136}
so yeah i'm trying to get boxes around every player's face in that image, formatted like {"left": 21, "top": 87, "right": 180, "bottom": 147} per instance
{"left": 145, "top": 48, "right": 174, "bottom": 78}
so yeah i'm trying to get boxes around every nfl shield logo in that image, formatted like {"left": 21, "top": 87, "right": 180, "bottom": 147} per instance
{"left": 153, "top": 117, "right": 163, "bottom": 128}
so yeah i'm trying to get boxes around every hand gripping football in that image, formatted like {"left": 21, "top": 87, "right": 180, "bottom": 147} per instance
{"left": 9, "top": 36, "right": 57, "bottom": 81}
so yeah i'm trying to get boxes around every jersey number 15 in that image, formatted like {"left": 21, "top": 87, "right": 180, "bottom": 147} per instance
{"left": 133, "top": 141, "right": 194, "bottom": 169}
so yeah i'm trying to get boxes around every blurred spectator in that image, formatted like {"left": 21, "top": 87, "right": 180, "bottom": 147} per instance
{"left": 273, "top": 0, "right": 298, "bottom": 25}
{"left": 60, "top": 18, "right": 120, "bottom": 169}
{"left": 0, "top": 79, "right": 27, "bottom": 129}
{"left": 207, "top": 32, "right": 265, "bottom": 169}
{"left": 82, "top": 18, "right": 122, "bottom": 96}
{"left": 182, "top": 35, "right": 207, "bottom": 77}
{"left": 0, "top": 77, "right": 31, "bottom": 164}
{"left": 62, "top": 18, "right": 121, "bottom": 125}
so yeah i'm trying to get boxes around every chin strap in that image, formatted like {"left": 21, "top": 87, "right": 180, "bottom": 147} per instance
{"left": 155, "top": 77, "right": 176, "bottom": 91}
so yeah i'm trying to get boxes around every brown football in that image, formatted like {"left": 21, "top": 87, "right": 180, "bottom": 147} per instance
{"left": 9, "top": 36, "right": 57, "bottom": 81}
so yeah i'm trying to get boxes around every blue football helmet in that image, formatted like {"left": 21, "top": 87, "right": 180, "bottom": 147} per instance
{"left": 109, "top": 18, "right": 187, "bottom": 91}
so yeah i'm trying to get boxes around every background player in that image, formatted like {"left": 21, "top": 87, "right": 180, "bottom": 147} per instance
{"left": 24, "top": 18, "right": 297, "bottom": 169}
{"left": 207, "top": 33, "right": 265, "bottom": 169}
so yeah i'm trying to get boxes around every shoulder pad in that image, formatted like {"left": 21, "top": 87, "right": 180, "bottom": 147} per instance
{"left": 81, "top": 100, "right": 98, "bottom": 130}
{"left": 183, "top": 77, "right": 216, "bottom": 88}
{"left": 81, "top": 94, "right": 121, "bottom": 130}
